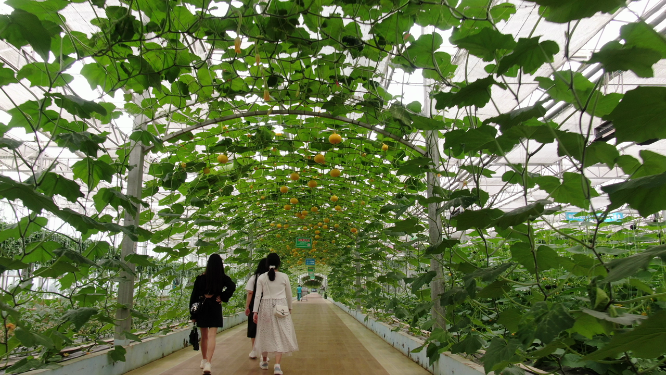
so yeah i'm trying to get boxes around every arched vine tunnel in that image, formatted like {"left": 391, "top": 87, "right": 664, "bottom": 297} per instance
{"left": 1, "top": 0, "right": 666, "bottom": 374}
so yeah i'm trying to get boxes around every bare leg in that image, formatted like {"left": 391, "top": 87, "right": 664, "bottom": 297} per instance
{"left": 275, "top": 353, "right": 282, "bottom": 365}
{"left": 251, "top": 338, "right": 255, "bottom": 349}
{"left": 205, "top": 327, "right": 218, "bottom": 362}
{"left": 200, "top": 327, "right": 208, "bottom": 361}
{"left": 262, "top": 352, "right": 268, "bottom": 361}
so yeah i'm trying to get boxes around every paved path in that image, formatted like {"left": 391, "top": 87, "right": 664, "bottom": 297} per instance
{"left": 126, "top": 293, "right": 429, "bottom": 375}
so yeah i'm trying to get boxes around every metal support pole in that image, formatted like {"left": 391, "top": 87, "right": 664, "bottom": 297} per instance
{"left": 424, "top": 72, "right": 447, "bottom": 330}
{"left": 114, "top": 98, "right": 147, "bottom": 345}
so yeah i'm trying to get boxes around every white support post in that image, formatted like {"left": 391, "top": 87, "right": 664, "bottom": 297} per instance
{"left": 424, "top": 72, "right": 447, "bottom": 330}
{"left": 114, "top": 99, "right": 148, "bottom": 345}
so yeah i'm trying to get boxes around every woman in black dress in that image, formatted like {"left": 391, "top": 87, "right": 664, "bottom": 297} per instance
{"left": 190, "top": 254, "right": 236, "bottom": 374}
{"left": 245, "top": 258, "right": 267, "bottom": 359}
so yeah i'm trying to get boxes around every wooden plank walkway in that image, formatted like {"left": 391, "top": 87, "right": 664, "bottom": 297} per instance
{"left": 126, "top": 293, "right": 429, "bottom": 375}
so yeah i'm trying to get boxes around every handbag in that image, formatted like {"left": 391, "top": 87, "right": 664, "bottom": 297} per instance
{"left": 264, "top": 276, "right": 290, "bottom": 318}
{"left": 190, "top": 296, "right": 204, "bottom": 320}
{"left": 189, "top": 325, "right": 199, "bottom": 351}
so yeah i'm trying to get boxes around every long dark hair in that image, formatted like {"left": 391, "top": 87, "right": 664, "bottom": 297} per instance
{"left": 205, "top": 254, "right": 226, "bottom": 293}
{"left": 266, "top": 253, "right": 281, "bottom": 281}
{"left": 254, "top": 258, "right": 268, "bottom": 277}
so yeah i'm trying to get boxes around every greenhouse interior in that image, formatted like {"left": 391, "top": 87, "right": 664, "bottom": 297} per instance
{"left": 1, "top": 0, "right": 666, "bottom": 374}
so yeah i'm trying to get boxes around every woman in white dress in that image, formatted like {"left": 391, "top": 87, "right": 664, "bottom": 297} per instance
{"left": 253, "top": 253, "right": 299, "bottom": 375}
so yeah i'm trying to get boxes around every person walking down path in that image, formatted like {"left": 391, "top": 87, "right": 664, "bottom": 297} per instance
{"left": 253, "top": 253, "right": 299, "bottom": 375}
{"left": 190, "top": 254, "right": 237, "bottom": 374}
{"left": 296, "top": 285, "right": 302, "bottom": 301}
{"left": 245, "top": 258, "right": 267, "bottom": 360}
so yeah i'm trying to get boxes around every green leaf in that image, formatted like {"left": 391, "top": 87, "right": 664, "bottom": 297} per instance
{"left": 125, "top": 254, "right": 156, "bottom": 267}
{"left": 490, "top": 3, "right": 517, "bottom": 22}
{"left": 496, "top": 201, "right": 546, "bottom": 229}
{"left": 605, "top": 87, "right": 666, "bottom": 144}
{"left": 0, "top": 257, "right": 28, "bottom": 273}
{"left": 388, "top": 217, "right": 424, "bottom": 234}
{"left": 93, "top": 187, "right": 141, "bottom": 216}
{"left": 485, "top": 104, "right": 547, "bottom": 132}
{"left": 602, "top": 245, "right": 666, "bottom": 283}
{"left": 534, "top": 303, "right": 575, "bottom": 344}
{"left": 0, "top": 175, "right": 59, "bottom": 214}
{"left": 0, "top": 216, "right": 48, "bottom": 242}
{"left": 497, "top": 37, "right": 559, "bottom": 75}
{"left": 450, "top": 334, "right": 485, "bottom": 355}
{"left": 26, "top": 172, "right": 83, "bottom": 203}
{"left": 434, "top": 77, "right": 503, "bottom": 109}
{"left": 47, "top": 93, "right": 108, "bottom": 119}
{"left": 72, "top": 157, "right": 115, "bottom": 189}
{"left": 525, "top": 0, "right": 625, "bottom": 23}
{"left": 455, "top": 208, "right": 504, "bottom": 231}
{"left": 583, "top": 310, "right": 666, "bottom": 360}
{"left": 60, "top": 307, "right": 98, "bottom": 331}
{"left": 621, "top": 22, "right": 666, "bottom": 59}
{"left": 588, "top": 41, "right": 661, "bottom": 78}
{"left": 17, "top": 62, "right": 74, "bottom": 87}
{"left": 0, "top": 137, "right": 22, "bottom": 149}
{"left": 483, "top": 338, "right": 520, "bottom": 373}
{"left": 451, "top": 27, "right": 516, "bottom": 62}
{"left": 108, "top": 345, "right": 127, "bottom": 362}
{"left": 580, "top": 308, "right": 647, "bottom": 326}
{"left": 425, "top": 239, "right": 460, "bottom": 255}
{"left": 632, "top": 150, "right": 666, "bottom": 178}
{"left": 23, "top": 240, "right": 59, "bottom": 263}
{"left": 129, "top": 130, "right": 164, "bottom": 152}
{"left": 497, "top": 308, "right": 522, "bottom": 332}
{"left": 34, "top": 256, "right": 79, "bottom": 278}
{"left": 535, "top": 172, "right": 598, "bottom": 209}
{"left": 0, "top": 9, "right": 56, "bottom": 61}
{"left": 602, "top": 171, "right": 666, "bottom": 217}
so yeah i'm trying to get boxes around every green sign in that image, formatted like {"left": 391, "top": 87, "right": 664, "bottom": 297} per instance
{"left": 295, "top": 237, "right": 312, "bottom": 249}
{"left": 307, "top": 266, "right": 315, "bottom": 273}
{"left": 308, "top": 272, "right": 315, "bottom": 279}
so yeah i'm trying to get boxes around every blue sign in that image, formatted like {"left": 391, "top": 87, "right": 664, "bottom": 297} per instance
{"left": 305, "top": 258, "right": 315, "bottom": 266}
{"left": 565, "top": 212, "right": 624, "bottom": 222}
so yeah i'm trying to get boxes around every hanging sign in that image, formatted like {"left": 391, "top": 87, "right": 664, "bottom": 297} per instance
{"left": 295, "top": 237, "right": 312, "bottom": 249}
{"left": 305, "top": 258, "right": 315, "bottom": 265}
{"left": 565, "top": 212, "right": 624, "bottom": 222}
{"left": 307, "top": 266, "right": 315, "bottom": 273}
{"left": 309, "top": 272, "right": 315, "bottom": 279}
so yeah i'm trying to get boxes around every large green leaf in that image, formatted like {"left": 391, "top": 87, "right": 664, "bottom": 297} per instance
{"left": 59, "top": 307, "right": 98, "bottom": 331}
{"left": 535, "top": 172, "right": 598, "bottom": 209}
{"left": 525, "top": 0, "right": 625, "bottom": 23}
{"left": 0, "top": 9, "right": 57, "bottom": 61}
{"left": 451, "top": 27, "right": 516, "bottom": 62}
{"left": 602, "top": 245, "right": 666, "bottom": 283}
{"left": 497, "top": 37, "right": 559, "bottom": 75}
{"left": 72, "top": 157, "right": 115, "bottom": 189}
{"left": 534, "top": 302, "right": 575, "bottom": 344}
{"left": 434, "top": 77, "right": 503, "bottom": 109}
{"left": 496, "top": 201, "right": 546, "bottom": 229}
{"left": 0, "top": 175, "right": 59, "bottom": 214}
{"left": 26, "top": 172, "right": 83, "bottom": 203}
{"left": 0, "top": 216, "right": 48, "bottom": 242}
{"left": 455, "top": 208, "right": 504, "bottom": 231}
{"left": 602, "top": 171, "right": 666, "bottom": 217}
{"left": 605, "top": 87, "right": 666, "bottom": 144}
{"left": 583, "top": 310, "right": 666, "bottom": 360}
{"left": 483, "top": 338, "right": 521, "bottom": 373}
{"left": 588, "top": 41, "right": 661, "bottom": 78}
{"left": 450, "top": 334, "right": 485, "bottom": 355}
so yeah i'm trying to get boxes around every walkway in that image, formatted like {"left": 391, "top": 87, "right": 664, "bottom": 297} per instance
{"left": 126, "top": 293, "right": 429, "bottom": 375}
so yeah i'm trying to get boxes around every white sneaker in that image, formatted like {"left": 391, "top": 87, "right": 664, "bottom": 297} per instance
{"left": 200, "top": 359, "right": 206, "bottom": 369}
{"left": 249, "top": 350, "right": 257, "bottom": 359}
{"left": 203, "top": 361, "right": 211, "bottom": 374}
{"left": 260, "top": 360, "right": 269, "bottom": 370}
{"left": 274, "top": 364, "right": 284, "bottom": 375}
